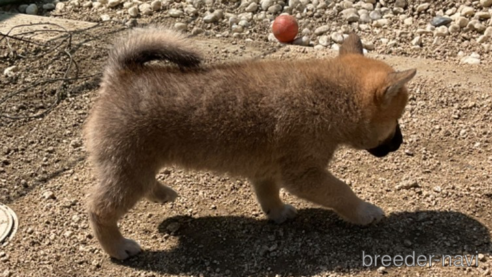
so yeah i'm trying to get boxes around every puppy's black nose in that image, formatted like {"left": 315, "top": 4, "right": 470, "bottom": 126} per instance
{"left": 367, "top": 125, "right": 403, "bottom": 158}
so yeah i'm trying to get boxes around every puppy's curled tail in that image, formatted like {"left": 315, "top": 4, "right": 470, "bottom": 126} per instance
{"left": 106, "top": 27, "right": 202, "bottom": 73}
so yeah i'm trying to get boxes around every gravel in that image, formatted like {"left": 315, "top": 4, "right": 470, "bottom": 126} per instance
{"left": 0, "top": 0, "right": 490, "bottom": 62}
{"left": 0, "top": 0, "right": 492, "bottom": 276}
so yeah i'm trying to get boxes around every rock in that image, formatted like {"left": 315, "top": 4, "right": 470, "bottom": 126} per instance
{"left": 416, "top": 3, "right": 429, "bottom": 12}
{"left": 431, "top": 16, "right": 452, "bottom": 27}
{"left": 461, "top": 6, "right": 475, "bottom": 17}
{"left": 362, "top": 40, "right": 375, "bottom": 50}
{"left": 100, "top": 14, "right": 111, "bottom": 21}
{"left": 26, "top": 4, "right": 38, "bottom": 14}
{"left": 267, "top": 4, "right": 282, "bottom": 13}
{"left": 469, "top": 21, "right": 486, "bottom": 33}
{"left": 330, "top": 32, "right": 344, "bottom": 43}
{"left": 43, "top": 3, "right": 55, "bottom": 10}
{"left": 318, "top": 35, "right": 329, "bottom": 46}
{"left": 396, "top": 180, "right": 419, "bottom": 190}
{"left": 174, "top": 22, "right": 187, "bottom": 32}
{"left": 169, "top": 8, "right": 183, "bottom": 17}
{"left": 369, "top": 10, "right": 381, "bottom": 20}
{"left": 344, "top": 12, "right": 359, "bottom": 23}
{"left": 411, "top": 36, "right": 422, "bottom": 46}
{"left": 395, "top": 0, "right": 406, "bottom": 8}
{"left": 292, "top": 36, "right": 309, "bottom": 46}
{"left": 460, "top": 53, "right": 481, "bottom": 65}
{"left": 3, "top": 66, "right": 17, "bottom": 77}
{"left": 403, "top": 17, "right": 413, "bottom": 25}
{"left": 456, "top": 17, "right": 469, "bottom": 28}
{"left": 478, "top": 253, "right": 486, "bottom": 262}
{"left": 260, "top": 0, "right": 273, "bottom": 10}
{"left": 449, "top": 24, "right": 460, "bottom": 34}
{"left": 128, "top": 6, "right": 139, "bottom": 17}
{"left": 43, "top": 191, "right": 55, "bottom": 200}
{"left": 204, "top": 13, "right": 219, "bottom": 23}
{"left": 481, "top": 0, "right": 492, "bottom": 7}
{"left": 445, "top": 8, "right": 457, "bottom": 16}
{"left": 231, "top": 24, "right": 243, "bottom": 33}
{"left": 107, "top": 0, "right": 121, "bottom": 8}
{"left": 139, "top": 3, "right": 152, "bottom": 15}
{"left": 485, "top": 27, "right": 492, "bottom": 37}
{"left": 377, "top": 266, "right": 387, "bottom": 274}
{"left": 245, "top": 2, "right": 258, "bottom": 12}
{"left": 191, "top": 27, "right": 204, "bottom": 35}
{"left": 314, "top": 25, "right": 330, "bottom": 35}
{"left": 360, "top": 13, "right": 372, "bottom": 23}
{"left": 373, "top": 19, "right": 389, "bottom": 27}
{"left": 151, "top": 0, "right": 161, "bottom": 11}
{"left": 361, "top": 3, "right": 373, "bottom": 10}
{"left": 434, "top": 26, "right": 449, "bottom": 36}
{"left": 476, "top": 11, "right": 491, "bottom": 20}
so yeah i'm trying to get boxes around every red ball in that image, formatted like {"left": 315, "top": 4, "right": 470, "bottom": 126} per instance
{"left": 272, "top": 15, "right": 299, "bottom": 43}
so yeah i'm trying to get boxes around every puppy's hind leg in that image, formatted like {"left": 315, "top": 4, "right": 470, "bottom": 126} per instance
{"left": 87, "top": 172, "right": 151, "bottom": 260}
{"left": 145, "top": 180, "right": 178, "bottom": 204}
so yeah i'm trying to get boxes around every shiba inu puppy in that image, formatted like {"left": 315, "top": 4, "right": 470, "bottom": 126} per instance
{"left": 83, "top": 27, "right": 416, "bottom": 260}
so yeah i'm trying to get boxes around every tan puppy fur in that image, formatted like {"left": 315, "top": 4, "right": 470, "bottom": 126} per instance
{"left": 83, "top": 27, "right": 416, "bottom": 260}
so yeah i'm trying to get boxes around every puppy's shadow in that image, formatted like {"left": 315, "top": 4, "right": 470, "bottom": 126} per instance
{"left": 120, "top": 209, "right": 491, "bottom": 276}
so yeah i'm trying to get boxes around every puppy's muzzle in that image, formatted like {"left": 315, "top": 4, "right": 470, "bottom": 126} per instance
{"left": 367, "top": 124, "right": 403, "bottom": 158}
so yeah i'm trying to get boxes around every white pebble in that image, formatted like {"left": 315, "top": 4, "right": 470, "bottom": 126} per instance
{"left": 245, "top": 2, "right": 258, "bottom": 12}
{"left": 174, "top": 22, "right": 187, "bottom": 32}
{"left": 330, "top": 32, "right": 344, "bottom": 43}
{"left": 169, "top": 8, "right": 183, "bottom": 17}
{"left": 461, "top": 6, "right": 475, "bottom": 17}
{"left": 128, "top": 6, "right": 139, "bottom": 17}
{"left": 314, "top": 25, "right": 330, "bottom": 35}
{"left": 372, "top": 18, "right": 389, "bottom": 27}
{"left": 107, "top": 0, "right": 121, "bottom": 8}
{"left": 434, "top": 26, "right": 449, "bottom": 36}
{"left": 416, "top": 3, "right": 429, "bottom": 12}
{"left": 3, "top": 66, "right": 17, "bottom": 77}
{"left": 139, "top": 3, "right": 152, "bottom": 15}
{"left": 203, "top": 13, "right": 219, "bottom": 23}
{"left": 318, "top": 35, "right": 329, "bottom": 46}
{"left": 100, "top": 14, "right": 111, "bottom": 21}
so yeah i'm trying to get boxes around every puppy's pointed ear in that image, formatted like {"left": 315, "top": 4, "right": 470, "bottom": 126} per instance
{"left": 383, "top": 69, "right": 417, "bottom": 103}
{"left": 339, "top": 33, "right": 364, "bottom": 56}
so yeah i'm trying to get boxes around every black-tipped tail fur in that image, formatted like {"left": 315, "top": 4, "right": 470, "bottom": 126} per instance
{"left": 106, "top": 27, "right": 202, "bottom": 73}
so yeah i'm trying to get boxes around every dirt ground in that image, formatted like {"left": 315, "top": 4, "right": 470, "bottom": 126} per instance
{"left": 1, "top": 21, "right": 492, "bottom": 277}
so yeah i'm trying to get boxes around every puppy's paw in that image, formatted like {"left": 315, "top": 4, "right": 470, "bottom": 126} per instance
{"left": 147, "top": 184, "right": 178, "bottom": 204}
{"left": 108, "top": 238, "right": 142, "bottom": 260}
{"left": 267, "top": 204, "right": 297, "bottom": 224}
{"left": 348, "top": 201, "right": 385, "bottom": 226}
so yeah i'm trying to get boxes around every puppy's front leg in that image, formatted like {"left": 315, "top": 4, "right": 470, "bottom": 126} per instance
{"left": 251, "top": 178, "right": 297, "bottom": 224}
{"left": 282, "top": 167, "right": 385, "bottom": 225}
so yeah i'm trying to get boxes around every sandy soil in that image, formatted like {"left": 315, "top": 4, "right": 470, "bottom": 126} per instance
{"left": 0, "top": 22, "right": 491, "bottom": 277}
